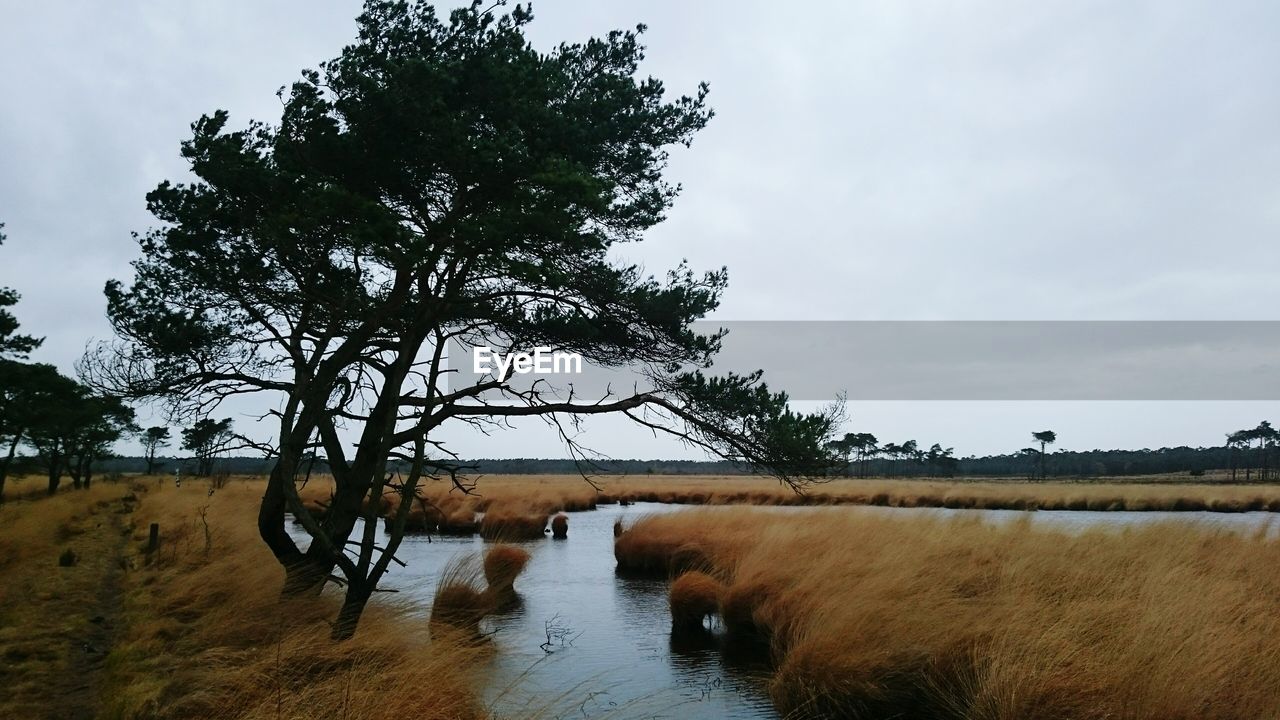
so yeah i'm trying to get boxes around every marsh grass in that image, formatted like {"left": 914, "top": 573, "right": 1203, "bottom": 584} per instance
{"left": 478, "top": 509, "right": 548, "bottom": 541}
{"left": 89, "top": 482, "right": 487, "bottom": 720}
{"left": 622, "top": 508, "right": 1280, "bottom": 719}
{"left": 0, "top": 482, "right": 130, "bottom": 718}
{"left": 668, "top": 571, "right": 724, "bottom": 631}
{"left": 296, "top": 473, "right": 1280, "bottom": 520}
{"left": 482, "top": 545, "right": 532, "bottom": 603}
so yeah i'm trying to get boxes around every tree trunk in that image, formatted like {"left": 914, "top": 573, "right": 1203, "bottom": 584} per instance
{"left": 0, "top": 431, "right": 20, "bottom": 503}
{"left": 46, "top": 455, "right": 62, "bottom": 495}
{"left": 332, "top": 581, "right": 373, "bottom": 641}
{"left": 260, "top": 461, "right": 312, "bottom": 594}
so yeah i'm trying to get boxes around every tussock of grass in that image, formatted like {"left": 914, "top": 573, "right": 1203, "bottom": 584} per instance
{"left": 550, "top": 513, "right": 568, "bottom": 539}
{"left": 430, "top": 555, "right": 490, "bottom": 637}
{"left": 615, "top": 514, "right": 751, "bottom": 575}
{"left": 482, "top": 545, "right": 532, "bottom": 601}
{"left": 621, "top": 508, "right": 1280, "bottom": 719}
{"left": 668, "top": 571, "right": 723, "bottom": 631}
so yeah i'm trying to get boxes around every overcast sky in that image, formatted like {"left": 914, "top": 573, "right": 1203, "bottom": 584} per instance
{"left": 2, "top": 1, "right": 1279, "bottom": 459}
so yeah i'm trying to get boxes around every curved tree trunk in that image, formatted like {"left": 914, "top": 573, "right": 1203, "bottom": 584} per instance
{"left": 332, "top": 581, "right": 373, "bottom": 641}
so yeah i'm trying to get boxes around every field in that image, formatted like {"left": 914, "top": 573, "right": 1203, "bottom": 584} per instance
{"left": 4, "top": 471, "right": 1280, "bottom": 719}
{"left": 617, "top": 508, "right": 1280, "bottom": 719}
{"left": 0, "top": 479, "right": 487, "bottom": 720}
{"left": 292, "top": 472, "right": 1280, "bottom": 518}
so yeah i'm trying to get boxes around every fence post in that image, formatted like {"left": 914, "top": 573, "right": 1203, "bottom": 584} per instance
{"left": 146, "top": 523, "right": 160, "bottom": 566}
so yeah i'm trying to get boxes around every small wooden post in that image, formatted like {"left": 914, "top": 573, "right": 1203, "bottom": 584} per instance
{"left": 146, "top": 523, "right": 160, "bottom": 565}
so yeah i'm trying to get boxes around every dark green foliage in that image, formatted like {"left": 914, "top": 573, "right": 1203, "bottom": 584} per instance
{"left": 0, "top": 362, "right": 136, "bottom": 497}
{"left": 26, "top": 384, "right": 136, "bottom": 494}
{"left": 0, "top": 223, "right": 43, "bottom": 360}
{"left": 141, "top": 425, "right": 171, "bottom": 474}
{"left": 180, "top": 418, "right": 233, "bottom": 476}
{"left": 0, "top": 360, "right": 66, "bottom": 499}
{"left": 1032, "top": 430, "right": 1057, "bottom": 479}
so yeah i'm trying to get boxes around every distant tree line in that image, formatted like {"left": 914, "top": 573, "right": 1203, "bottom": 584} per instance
{"left": 82, "top": 433, "right": 1280, "bottom": 481}
{"left": 0, "top": 223, "right": 137, "bottom": 500}
{"left": 0, "top": 224, "right": 239, "bottom": 501}
{"left": 823, "top": 425, "right": 1280, "bottom": 480}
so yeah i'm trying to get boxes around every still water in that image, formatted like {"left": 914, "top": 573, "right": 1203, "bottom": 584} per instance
{"left": 290, "top": 502, "right": 1279, "bottom": 719}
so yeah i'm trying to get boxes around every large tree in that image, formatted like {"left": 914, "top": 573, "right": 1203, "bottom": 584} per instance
{"left": 181, "top": 418, "right": 233, "bottom": 476}
{"left": 62, "top": 394, "right": 137, "bottom": 489}
{"left": 0, "top": 360, "right": 67, "bottom": 501}
{"left": 85, "top": 1, "right": 839, "bottom": 638}
{"left": 1031, "top": 430, "right": 1056, "bottom": 479}
{"left": 141, "top": 425, "right": 171, "bottom": 475}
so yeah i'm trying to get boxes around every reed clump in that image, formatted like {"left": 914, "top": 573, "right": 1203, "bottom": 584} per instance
{"left": 550, "top": 513, "right": 568, "bottom": 539}
{"left": 429, "top": 556, "right": 490, "bottom": 637}
{"left": 614, "top": 513, "right": 753, "bottom": 575}
{"left": 620, "top": 508, "right": 1280, "bottom": 719}
{"left": 482, "top": 545, "right": 532, "bottom": 602}
{"left": 668, "top": 571, "right": 724, "bottom": 631}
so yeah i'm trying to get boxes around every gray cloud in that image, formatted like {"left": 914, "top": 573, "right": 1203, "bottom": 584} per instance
{"left": 2, "top": 1, "right": 1279, "bottom": 457}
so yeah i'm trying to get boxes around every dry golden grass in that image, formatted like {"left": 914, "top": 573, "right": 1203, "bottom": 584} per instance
{"left": 668, "top": 571, "right": 723, "bottom": 631}
{"left": 298, "top": 472, "right": 1280, "bottom": 519}
{"left": 591, "top": 473, "right": 1280, "bottom": 512}
{"left": 0, "top": 482, "right": 133, "bottom": 718}
{"left": 1, "top": 478, "right": 491, "bottom": 719}
{"left": 430, "top": 555, "right": 491, "bottom": 637}
{"left": 478, "top": 509, "right": 548, "bottom": 541}
{"left": 482, "top": 545, "right": 532, "bottom": 599}
{"left": 619, "top": 508, "right": 1280, "bottom": 719}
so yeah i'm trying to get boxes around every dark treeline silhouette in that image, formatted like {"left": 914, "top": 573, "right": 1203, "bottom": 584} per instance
{"left": 54, "top": 439, "right": 1276, "bottom": 481}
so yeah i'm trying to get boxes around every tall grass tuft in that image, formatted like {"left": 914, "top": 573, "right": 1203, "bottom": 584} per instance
{"left": 429, "top": 555, "right": 490, "bottom": 637}
{"left": 482, "top": 544, "right": 532, "bottom": 605}
{"left": 668, "top": 571, "right": 724, "bottom": 632}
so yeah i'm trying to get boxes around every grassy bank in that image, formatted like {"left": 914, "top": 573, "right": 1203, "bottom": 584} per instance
{"left": 616, "top": 508, "right": 1280, "bottom": 718}
{"left": 287, "top": 473, "right": 1280, "bottom": 523}
{"left": 0, "top": 480, "right": 490, "bottom": 719}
